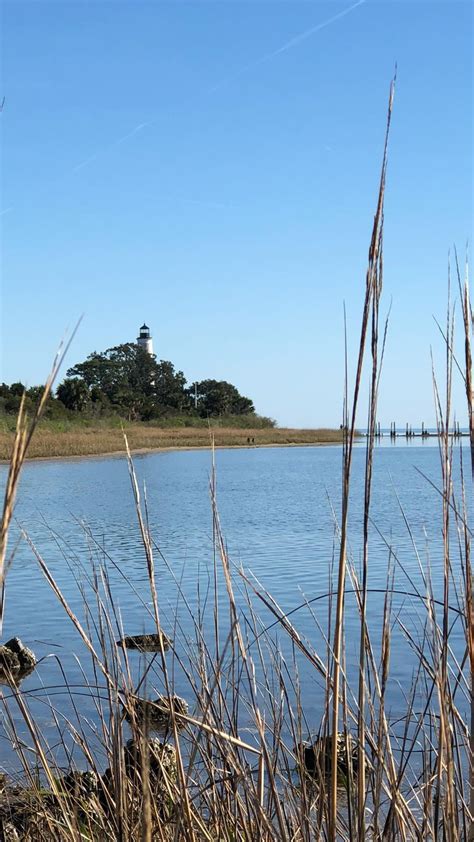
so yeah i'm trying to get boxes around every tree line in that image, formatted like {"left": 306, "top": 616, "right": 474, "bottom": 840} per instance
{"left": 0, "top": 343, "right": 271, "bottom": 424}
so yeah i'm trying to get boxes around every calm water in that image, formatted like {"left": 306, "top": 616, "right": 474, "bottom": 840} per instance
{"left": 0, "top": 441, "right": 469, "bottom": 773}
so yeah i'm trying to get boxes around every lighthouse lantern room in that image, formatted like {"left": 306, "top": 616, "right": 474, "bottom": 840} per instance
{"left": 137, "top": 323, "right": 154, "bottom": 356}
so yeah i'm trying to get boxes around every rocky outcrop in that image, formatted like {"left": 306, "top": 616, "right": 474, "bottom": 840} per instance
{"left": 0, "top": 639, "right": 36, "bottom": 684}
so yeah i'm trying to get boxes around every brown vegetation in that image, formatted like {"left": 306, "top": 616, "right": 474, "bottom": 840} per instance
{"left": 0, "top": 425, "right": 345, "bottom": 461}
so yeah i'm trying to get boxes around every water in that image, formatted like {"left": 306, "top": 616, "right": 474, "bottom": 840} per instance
{"left": 0, "top": 441, "right": 469, "bottom": 773}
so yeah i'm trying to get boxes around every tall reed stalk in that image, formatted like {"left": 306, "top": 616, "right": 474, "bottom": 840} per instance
{"left": 458, "top": 254, "right": 473, "bottom": 840}
{"left": 329, "top": 75, "right": 394, "bottom": 841}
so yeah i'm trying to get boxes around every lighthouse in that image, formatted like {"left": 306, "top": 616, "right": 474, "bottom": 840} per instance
{"left": 137, "top": 323, "right": 154, "bottom": 356}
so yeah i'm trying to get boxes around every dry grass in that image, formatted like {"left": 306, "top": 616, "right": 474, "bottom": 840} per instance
{"left": 0, "top": 426, "right": 345, "bottom": 461}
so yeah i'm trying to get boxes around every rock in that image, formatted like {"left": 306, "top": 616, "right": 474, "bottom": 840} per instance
{"left": 0, "top": 647, "right": 19, "bottom": 676}
{"left": 0, "top": 821, "right": 20, "bottom": 840}
{"left": 297, "top": 732, "right": 359, "bottom": 780}
{"left": 124, "top": 694, "right": 188, "bottom": 732}
{"left": 3, "top": 639, "right": 36, "bottom": 672}
{"left": 0, "top": 785, "right": 48, "bottom": 840}
{"left": 101, "top": 738, "right": 177, "bottom": 819}
{"left": 116, "top": 632, "right": 172, "bottom": 653}
{"left": 53, "top": 770, "right": 104, "bottom": 832}
{"left": 59, "top": 770, "right": 99, "bottom": 798}
{"left": 0, "top": 639, "right": 36, "bottom": 684}
{"left": 123, "top": 737, "right": 177, "bottom": 783}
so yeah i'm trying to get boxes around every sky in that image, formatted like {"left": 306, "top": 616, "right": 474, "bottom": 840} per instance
{"left": 1, "top": 0, "right": 472, "bottom": 427}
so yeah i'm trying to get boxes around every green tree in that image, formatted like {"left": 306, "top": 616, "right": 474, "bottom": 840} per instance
{"left": 26, "top": 385, "right": 46, "bottom": 403}
{"left": 57, "top": 378, "right": 90, "bottom": 412}
{"left": 66, "top": 344, "right": 152, "bottom": 418}
{"left": 192, "top": 380, "right": 254, "bottom": 417}
{"left": 9, "top": 382, "right": 25, "bottom": 397}
{"left": 64, "top": 345, "right": 189, "bottom": 420}
{"left": 57, "top": 344, "right": 259, "bottom": 422}
{"left": 89, "top": 386, "right": 112, "bottom": 416}
{"left": 153, "top": 361, "right": 190, "bottom": 415}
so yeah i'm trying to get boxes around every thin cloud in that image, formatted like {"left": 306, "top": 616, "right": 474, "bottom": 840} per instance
{"left": 208, "top": 0, "right": 366, "bottom": 93}
{"left": 0, "top": 207, "right": 13, "bottom": 216}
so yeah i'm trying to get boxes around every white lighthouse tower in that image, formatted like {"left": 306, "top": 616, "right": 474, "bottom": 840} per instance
{"left": 137, "top": 323, "right": 154, "bottom": 356}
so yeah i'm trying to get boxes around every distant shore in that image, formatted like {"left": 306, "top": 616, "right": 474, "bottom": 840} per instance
{"left": 0, "top": 425, "right": 345, "bottom": 463}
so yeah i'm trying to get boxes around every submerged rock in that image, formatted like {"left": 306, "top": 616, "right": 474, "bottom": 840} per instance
{"left": 116, "top": 632, "right": 172, "bottom": 653}
{"left": 0, "top": 638, "right": 36, "bottom": 684}
{"left": 124, "top": 694, "right": 188, "bottom": 732}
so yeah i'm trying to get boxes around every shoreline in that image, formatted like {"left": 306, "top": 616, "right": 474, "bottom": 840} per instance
{"left": 0, "top": 439, "right": 340, "bottom": 466}
{"left": 0, "top": 425, "right": 347, "bottom": 464}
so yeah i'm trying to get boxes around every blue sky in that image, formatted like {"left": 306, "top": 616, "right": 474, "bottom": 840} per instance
{"left": 1, "top": 0, "right": 472, "bottom": 427}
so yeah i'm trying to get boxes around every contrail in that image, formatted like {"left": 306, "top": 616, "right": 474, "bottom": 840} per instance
{"left": 70, "top": 1, "right": 364, "bottom": 175}
{"left": 114, "top": 122, "right": 149, "bottom": 147}
{"left": 267, "top": 0, "right": 365, "bottom": 57}
{"left": 71, "top": 122, "right": 151, "bottom": 173}
{"left": 72, "top": 153, "right": 99, "bottom": 174}
{"left": 208, "top": 0, "right": 365, "bottom": 93}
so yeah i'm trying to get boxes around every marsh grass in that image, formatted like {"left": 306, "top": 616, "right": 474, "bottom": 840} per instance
{"left": 0, "top": 426, "right": 346, "bottom": 461}
{"left": 0, "top": 79, "right": 472, "bottom": 840}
